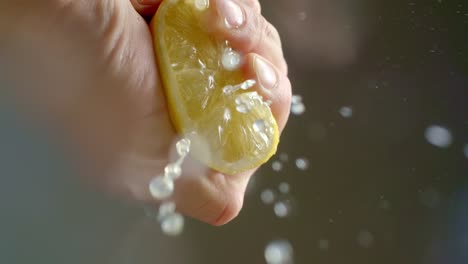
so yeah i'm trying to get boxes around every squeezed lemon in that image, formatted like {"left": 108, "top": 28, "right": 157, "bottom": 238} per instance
{"left": 151, "top": 0, "right": 279, "bottom": 175}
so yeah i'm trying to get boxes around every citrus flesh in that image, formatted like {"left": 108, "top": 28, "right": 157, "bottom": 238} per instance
{"left": 151, "top": 0, "right": 279, "bottom": 175}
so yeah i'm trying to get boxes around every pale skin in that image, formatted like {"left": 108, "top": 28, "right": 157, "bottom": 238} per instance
{"left": 0, "top": 0, "right": 291, "bottom": 225}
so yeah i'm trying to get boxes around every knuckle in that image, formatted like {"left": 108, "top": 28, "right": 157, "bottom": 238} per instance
{"left": 250, "top": 17, "right": 281, "bottom": 49}
{"left": 264, "top": 21, "right": 281, "bottom": 43}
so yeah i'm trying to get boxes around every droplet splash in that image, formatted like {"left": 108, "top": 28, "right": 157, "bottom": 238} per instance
{"left": 148, "top": 138, "right": 191, "bottom": 236}
{"left": 149, "top": 176, "right": 175, "bottom": 200}
{"left": 424, "top": 125, "right": 453, "bottom": 148}
{"left": 265, "top": 240, "right": 294, "bottom": 264}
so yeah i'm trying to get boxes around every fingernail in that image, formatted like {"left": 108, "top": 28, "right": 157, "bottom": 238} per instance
{"left": 137, "top": 0, "right": 157, "bottom": 4}
{"left": 216, "top": 0, "right": 245, "bottom": 29}
{"left": 253, "top": 56, "right": 279, "bottom": 91}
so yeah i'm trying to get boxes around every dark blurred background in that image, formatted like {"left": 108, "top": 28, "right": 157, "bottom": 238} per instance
{"left": 1, "top": 0, "right": 467, "bottom": 263}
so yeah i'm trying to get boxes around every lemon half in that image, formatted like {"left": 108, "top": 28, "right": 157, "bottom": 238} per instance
{"left": 151, "top": 0, "right": 279, "bottom": 175}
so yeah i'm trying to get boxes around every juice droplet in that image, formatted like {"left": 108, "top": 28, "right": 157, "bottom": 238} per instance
{"left": 176, "top": 138, "right": 191, "bottom": 156}
{"left": 223, "top": 80, "right": 256, "bottom": 94}
{"left": 339, "top": 106, "right": 353, "bottom": 118}
{"left": 295, "top": 158, "right": 309, "bottom": 170}
{"left": 161, "top": 213, "right": 185, "bottom": 236}
{"left": 149, "top": 176, "right": 174, "bottom": 200}
{"left": 261, "top": 189, "right": 276, "bottom": 204}
{"left": 278, "top": 182, "right": 290, "bottom": 194}
{"left": 158, "top": 201, "right": 176, "bottom": 220}
{"left": 165, "top": 163, "right": 182, "bottom": 180}
{"left": 222, "top": 48, "right": 241, "bottom": 71}
{"left": 274, "top": 200, "right": 291, "bottom": 218}
{"left": 253, "top": 119, "right": 265, "bottom": 132}
{"left": 425, "top": 125, "right": 453, "bottom": 148}
{"left": 265, "top": 240, "right": 294, "bottom": 264}
{"left": 271, "top": 160, "right": 283, "bottom": 172}
{"left": 193, "top": 0, "right": 209, "bottom": 11}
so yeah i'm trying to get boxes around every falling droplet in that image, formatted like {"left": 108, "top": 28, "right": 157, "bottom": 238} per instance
{"left": 143, "top": 205, "right": 158, "bottom": 220}
{"left": 295, "top": 158, "right": 309, "bottom": 170}
{"left": 339, "top": 106, "right": 353, "bottom": 118}
{"left": 419, "top": 187, "right": 442, "bottom": 208}
{"left": 274, "top": 200, "right": 292, "bottom": 218}
{"left": 272, "top": 161, "right": 283, "bottom": 172}
{"left": 222, "top": 49, "right": 241, "bottom": 71}
{"left": 357, "top": 230, "right": 374, "bottom": 248}
{"left": 298, "top": 11, "right": 307, "bottom": 21}
{"left": 261, "top": 189, "right": 276, "bottom": 205}
{"left": 318, "top": 239, "right": 330, "bottom": 251}
{"left": 464, "top": 144, "right": 468, "bottom": 159}
{"left": 425, "top": 125, "right": 453, "bottom": 148}
{"left": 176, "top": 138, "right": 191, "bottom": 156}
{"left": 161, "top": 213, "right": 184, "bottom": 236}
{"left": 149, "top": 176, "right": 174, "bottom": 200}
{"left": 291, "top": 95, "right": 302, "bottom": 104}
{"left": 279, "top": 153, "right": 289, "bottom": 162}
{"left": 278, "top": 182, "right": 290, "bottom": 194}
{"left": 158, "top": 201, "right": 176, "bottom": 220}
{"left": 290, "top": 103, "right": 305, "bottom": 115}
{"left": 378, "top": 199, "right": 391, "bottom": 210}
{"left": 265, "top": 240, "right": 294, "bottom": 264}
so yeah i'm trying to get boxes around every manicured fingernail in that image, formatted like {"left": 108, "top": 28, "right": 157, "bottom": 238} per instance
{"left": 137, "top": 0, "right": 158, "bottom": 4}
{"left": 254, "top": 56, "right": 279, "bottom": 91}
{"left": 216, "top": 0, "right": 245, "bottom": 29}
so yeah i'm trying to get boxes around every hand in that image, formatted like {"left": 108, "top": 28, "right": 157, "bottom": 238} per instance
{"left": 1, "top": 0, "right": 291, "bottom": 225}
